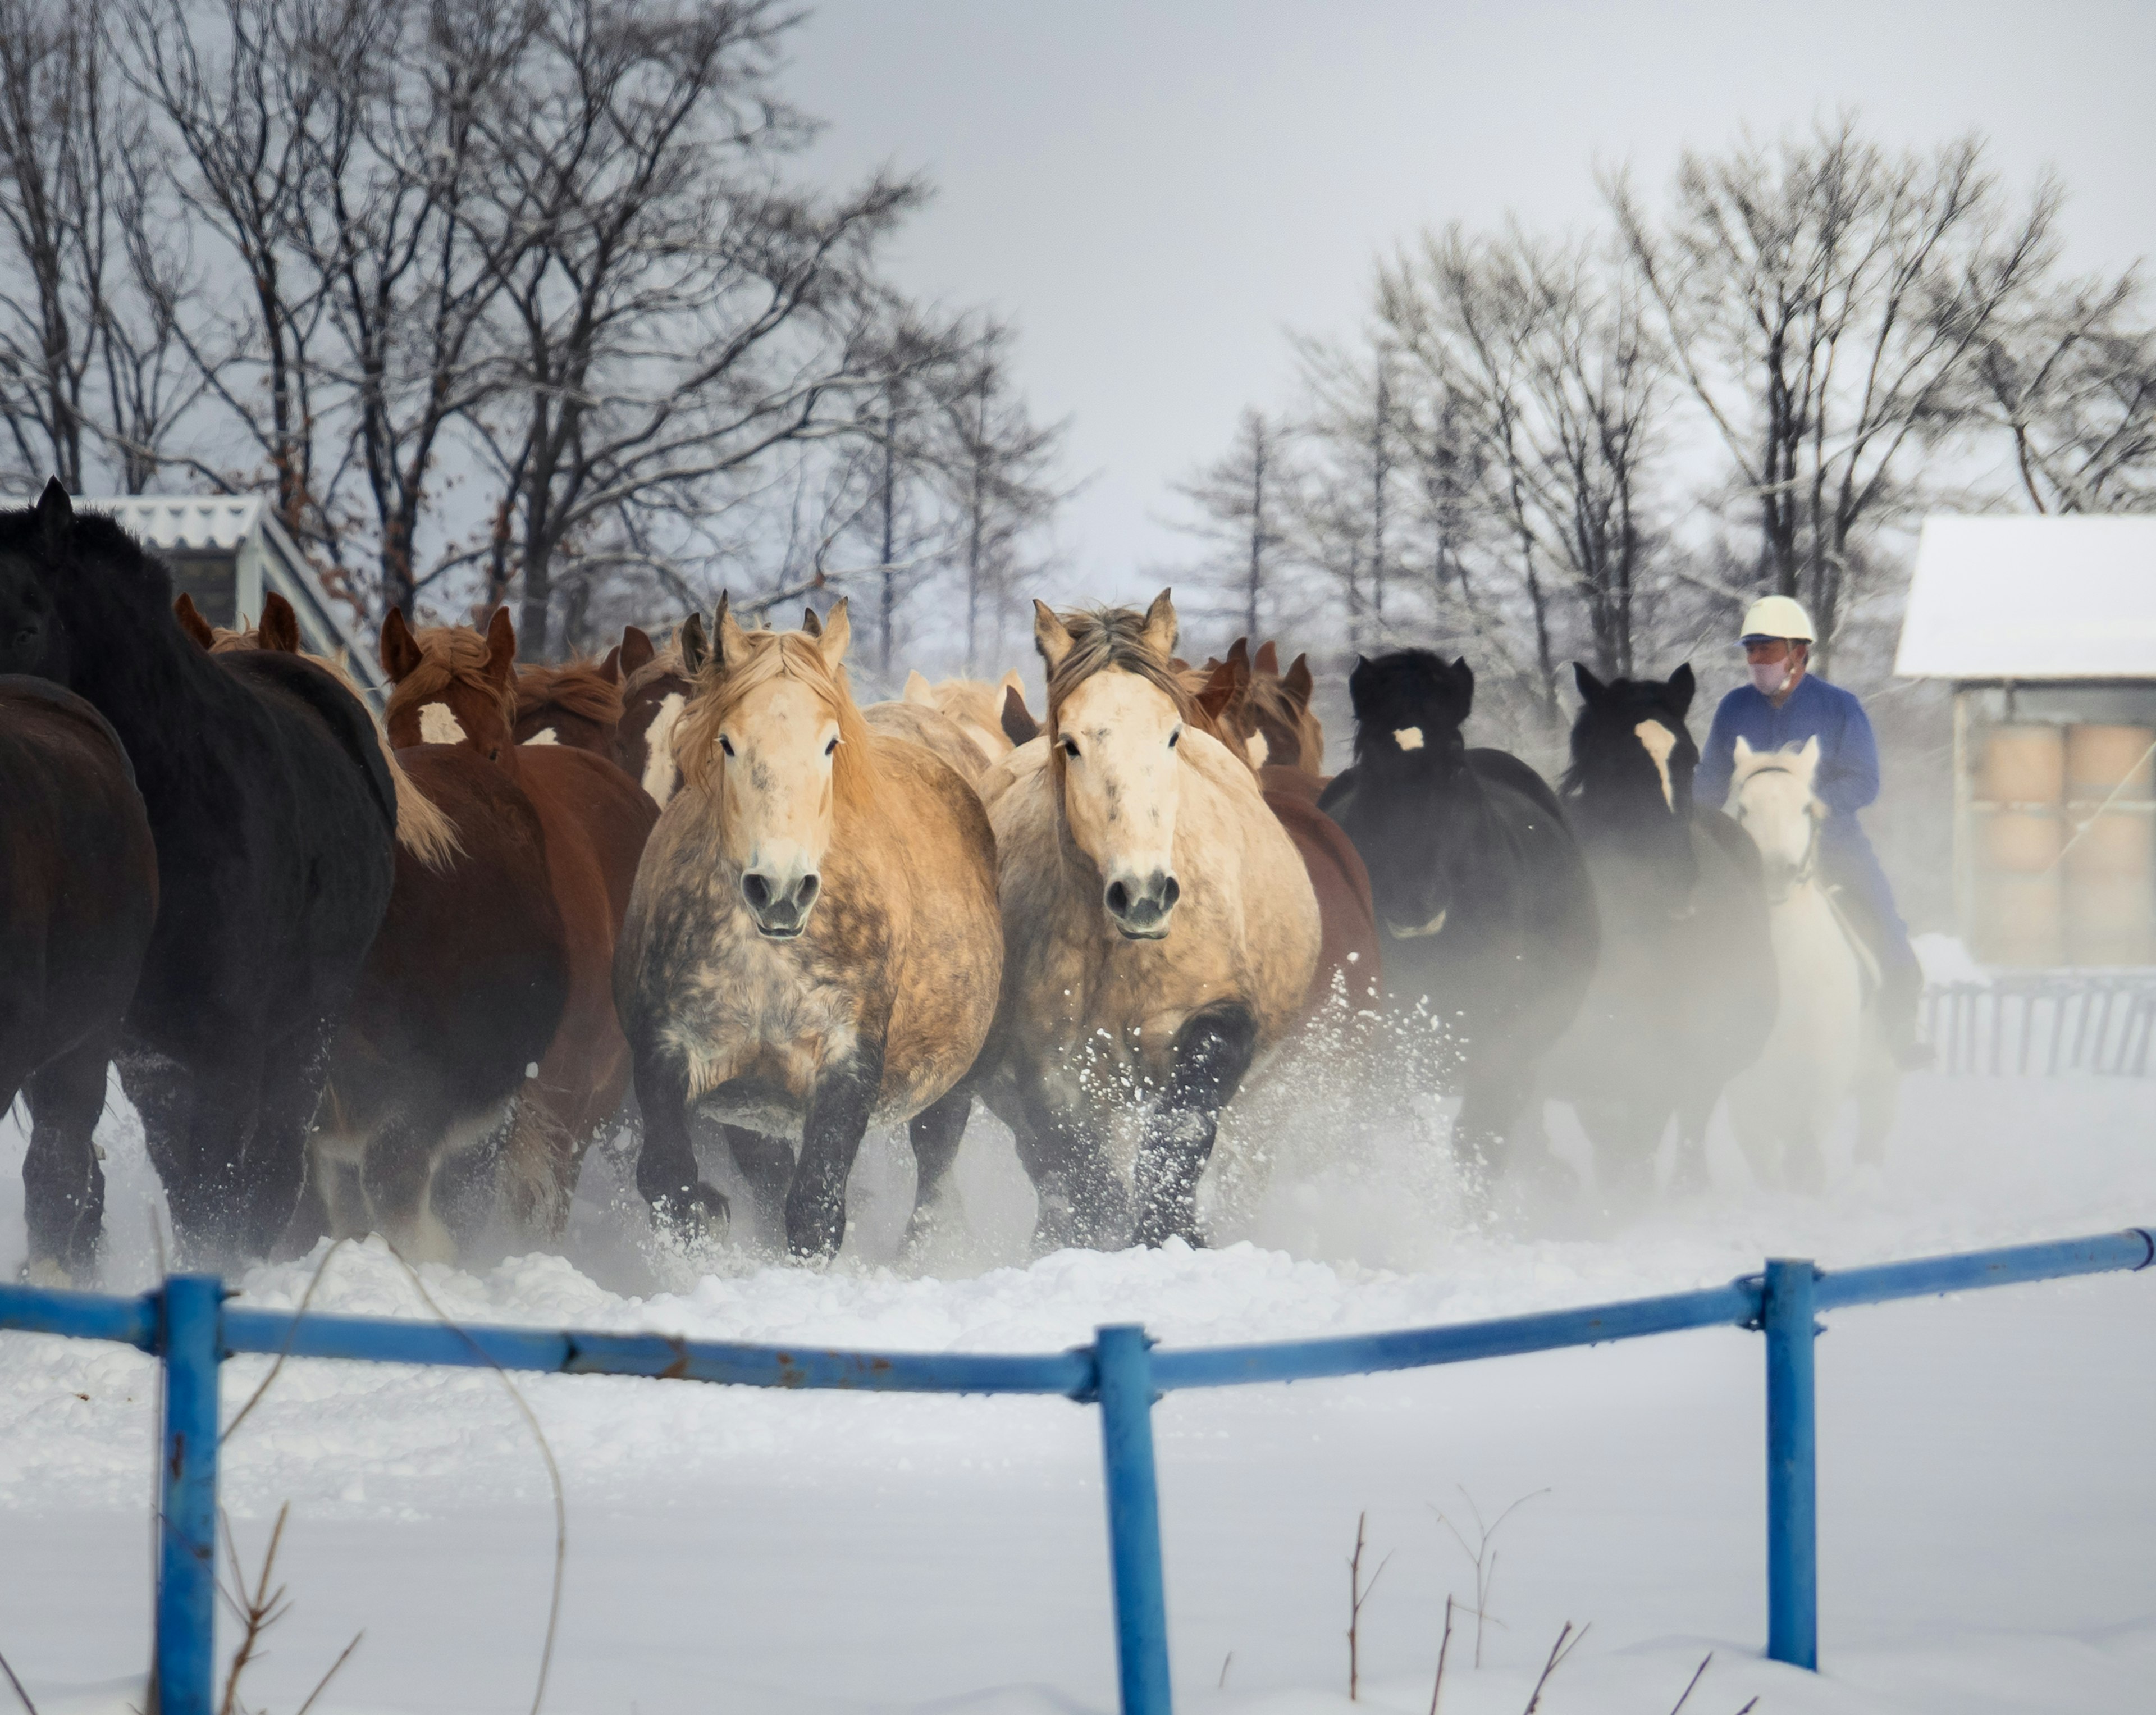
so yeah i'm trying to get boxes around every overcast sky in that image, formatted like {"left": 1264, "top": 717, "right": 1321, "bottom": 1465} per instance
{"left": 784, "top": 1, "right": 2156, "bottom": 603}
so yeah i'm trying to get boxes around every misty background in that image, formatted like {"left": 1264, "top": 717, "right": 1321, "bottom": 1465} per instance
{"left": 4, "top": 0, "right": 2153, "bottom": 929}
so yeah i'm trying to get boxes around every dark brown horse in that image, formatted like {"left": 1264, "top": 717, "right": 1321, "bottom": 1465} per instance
{"left": 176, "top": 598, "right": 569, "bottom": 1261}
{"left": 614, "top": 624, "right": 695, "bottom": 805}
{"left": 2, "top": 679, "right": 158, "bottom": 1282}
{"left": 514, "top": 651, "right": 624, "bottom": 754}
{"left": 382, "top": 609, "right": 657, "bottom": 1238}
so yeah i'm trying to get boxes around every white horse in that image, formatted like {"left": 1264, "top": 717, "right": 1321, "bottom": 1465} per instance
{"left": 1724, "top": 736, "right": 1896, "bottom": 1189}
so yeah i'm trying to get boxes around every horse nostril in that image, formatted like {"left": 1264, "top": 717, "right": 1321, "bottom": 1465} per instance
{"left": 797, "top": 873, "right": 820, "bottom": 907}
{"left": 742, "top": 872, "right": 773, "bottom": 909}
{"left": 1159, "top": 875, "right": 1180, "bottom": 910}
{"left": 1105, "top": 879, "right": 1131, "bottom": 917}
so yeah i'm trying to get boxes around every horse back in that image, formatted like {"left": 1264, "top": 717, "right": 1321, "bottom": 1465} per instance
{"left": 1264, "top": 787, "right": 1382, "bottom": 1013}
{"left": 215, "top": 649, "right": 397, "bottom": 834}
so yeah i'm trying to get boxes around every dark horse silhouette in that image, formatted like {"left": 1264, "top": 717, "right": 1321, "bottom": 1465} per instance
{"left": 0, "top": 482, "right": 396, "bottom": 1263}
{"left": 1319, "top": 651, "right": 1599, "bottom": 1179}
{"left": 1544, "top": 664, "right": 1776, "bottom": 1200}
{"left": 0, "top": 678, "right": 159, "bottom": 1280}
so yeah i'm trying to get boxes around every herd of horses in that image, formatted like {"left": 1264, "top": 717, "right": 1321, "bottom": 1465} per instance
{"left": 0, "top": 481, "right": 1894, "bottom": 1283}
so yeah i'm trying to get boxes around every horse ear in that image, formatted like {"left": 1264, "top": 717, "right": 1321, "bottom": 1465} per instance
{"left": 259, "top": 592, "right": 300, "bottom": 654}
{"left": 1140, "top": 589, "right": 1178, "bottom": 662}
{"left": 1733, "top": 735, "right": 1755, "bottom": 762}
{"left": 800, "top": 605, "right": 822, "bottom": 638}
{"left": 483, "top": 606, "right": 518, "bottom": 685}
{"left": 599, "top": 645, "right": 622, "bottom": 685}
{"left": 1348, "top": 655, "right": 1373, "bottom": 713}
{"left": 1283, "top": 653, "right": 1314, "bottom": 705}
{"left": 35, "top": 476, "right": 72, "bottom": 558}
{"left": 173, "top": 592, "right": 215, "bottom": 650}
{"left": 1002, "top": 683, "right": 1040, "bottom": 747}
{"left": 1034, "top": 600, "right": 1075, "bottom": 674}
{"left": 1254, "top": 640, "right": 1280, "bottom": 677}
{"left": 1573, "top": 662, "right": 1606, "bottom": 704}
{"left": 1450, "top": 656, "right": 1476, "bottom": 718}
{"left": 679, "top": 613, "right": 709, "bottom": 675}
{"left": 999, "top": 668, "right": 1025, "bottom": 697}
{"left": 1665, "top": 662, "right": 1696, "bottom": 715}
{"left": 1797, "top": 734, "right": 1821, "bottom": 774}
{"left": 715, "top": 592, "right": 754, "bottom": 672}
{"left": 1197, "top": 656, "right": 1238, "bottom": 720}
{"left": 1226, "top": 637, "right": 1250, "bottom": 682}
{"left": 380, "top": 608, "right": 422, "bottom": 682}
{"left": 815, "top": 597, "right": 851, "bottom": 666}
{"left": 904, "top": 669, "right": 933, "bottom": 704}
{"left": 618, "top": 624, "right": 655, "bottom": 679}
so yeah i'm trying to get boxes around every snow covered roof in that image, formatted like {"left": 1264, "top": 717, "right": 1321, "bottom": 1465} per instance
{"left": 1896, "top": 514, "right": 2156, "bottom": 681}
{"left": 86, "top": 494, "right": 265, "bottom": 553}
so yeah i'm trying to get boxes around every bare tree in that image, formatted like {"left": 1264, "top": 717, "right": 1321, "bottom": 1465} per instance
{"left": 1168, "top": 405, "right": 1294, "bottom": 650}
{"left": 1975, "top": 270, "right": 2156, "bottom": 513}
{"left": 1609, "top": 117, "right": 2061, "bottom": 662}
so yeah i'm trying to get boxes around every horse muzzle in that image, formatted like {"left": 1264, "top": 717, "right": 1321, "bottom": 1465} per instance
{"left": 1104, "top": 870, "right": 1180, "bottom": 941}
{"left": 741, "top": 866, "right": 821, "bottom": 939}
{"left": 1387, "top": 906, "right": 1449, "bottom": 940}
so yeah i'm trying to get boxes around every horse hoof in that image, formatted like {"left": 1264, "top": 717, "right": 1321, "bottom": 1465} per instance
{"left": 654, "top": 1183, "right": 730, "bottom": 1245}
{"left": 21, "top": 1256, "right": 72, "bottom": 1290}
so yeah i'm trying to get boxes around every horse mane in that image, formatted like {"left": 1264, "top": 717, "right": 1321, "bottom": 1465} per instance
{"left": 385, "top": 624, "right": 518, "bottom": 733}
{"left": 517, "top": 658, "right": 624, "bottom": 727}
{"left": 623, "top": 632, "right": 688, "bottom": 697}
{"left": 1044, "top": 606, "right": 1198, "bottom": 732}
{"left": 674, "top": 626, "right": 879, "bottom": 810}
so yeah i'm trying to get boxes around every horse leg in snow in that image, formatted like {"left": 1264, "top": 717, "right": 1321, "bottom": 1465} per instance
{"left": 1670, "top": 1083, "right": 1718, "bottom": 1195}
{"left": 904, "top": 1085, "right": 974, "bottom": 1243}
{"left": 724, "top": 1125, "right": 796, "bottom": 1242}
{"left": 785, "top": 1043, "right": 886, "bottom": 1261}
{"left": 153, "top": 1048, "right": 267, "bottom": 1264}
{"left": 1577, "top": 1097, "right": 1671, "bottom": 1208}
{"left": 1135, "top": 1004, "right": 1258, "bottom": 1248}
{"left": 632, "top": 1048, "right": 730, "bottom": 1242}
{"left": 360, "top": 1107, "right": 460, "bottom": 1265}
{"left": 19, "top": 1033, "right": 115, "bottom": 1283}
{"left": 1011, "top": 1099, "right": 1129, "bottom": 1253}
{"left": 240, "top": 1018, "right": 338, "bottom": 1257}
{"left": 1453, "top": 1061, "right": 1532, "bottom": 1182}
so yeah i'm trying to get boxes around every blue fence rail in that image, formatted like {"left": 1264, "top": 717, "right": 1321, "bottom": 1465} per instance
{"left": 3, "top": 1225, "right": 2151, "bottom": 1715}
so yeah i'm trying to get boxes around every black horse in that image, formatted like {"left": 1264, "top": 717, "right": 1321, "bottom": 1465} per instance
{"left": 1544, "top": 664, "right": 1776, "bottom": 1199}
{"left": 0, "top": 679, "right": 159, "bottom": 1281}
{"left": 1319, "top": 651, "right": 1599, "bottom": 1179}
{"left": 0, "top": 482, "right": 396, "bottom": 1263}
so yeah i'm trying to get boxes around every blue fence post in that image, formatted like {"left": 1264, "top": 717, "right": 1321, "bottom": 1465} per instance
{"left": 1094, "top": 1324, "right": 1173, "bottom": 1715}
{"left": 155, "top": 1275, "right": 223, "bottom": 1715}
{"left": 1762, "top": 1258, "right": 1818, "bottom": 1671}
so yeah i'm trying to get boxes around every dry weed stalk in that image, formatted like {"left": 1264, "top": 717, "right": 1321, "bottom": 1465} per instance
{"left": 1346, "top": 1511, "right": 1394, "bottom": 1700}
{"left": 1431, "top": 1486, "right": 1547, "bottom": 1668}
{"left": 1669, "top": 1652, "right": 1712, "bottom": 1712}
{"left": 214, "top": 1502, "right": 362, "bottom": 1715}
{"left": 0, "top": 1644, "right": 39, "bottom": 1715}
{"left": 1427, "top": 1593, "right": 1454, "bottom": 1715}
{"left": 1519, "top": 1620, "right": 1586, "bottom": 1714}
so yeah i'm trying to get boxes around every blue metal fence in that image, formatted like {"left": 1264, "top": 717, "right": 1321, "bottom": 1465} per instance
{"left": 3, "top": 1224, "right": 2150, "bottom": 1715}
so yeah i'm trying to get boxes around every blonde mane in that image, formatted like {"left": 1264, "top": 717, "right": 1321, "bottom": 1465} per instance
{"left": 383, "top": 624, "right": 518, "bottom": 734}
{"left": 1044, "top": 606, "right": 1198, "bottom": 735}
{"left": 674, "top": 626, "right": 881, "bottom": 810}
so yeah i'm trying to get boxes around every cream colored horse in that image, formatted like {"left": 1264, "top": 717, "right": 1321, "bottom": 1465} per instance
{"left": 903, "top": 668, "right": 1027, "bottom": 768}
{"left": 1724, "top": 736, "right": 1896, "bottom": 1189}
{"left": 615, "top": 597, "right": 1003, "bottom": 1259}
{"left": 973, "top": 591, "right": 1320, "bottom": 1249}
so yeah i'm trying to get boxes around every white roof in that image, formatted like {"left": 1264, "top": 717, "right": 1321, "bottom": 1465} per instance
{"left": 1897, "top": 514, "right": 2156, "bottom": 681}
{"left": 86, "top": 494, "right": 265, "bottom": 553}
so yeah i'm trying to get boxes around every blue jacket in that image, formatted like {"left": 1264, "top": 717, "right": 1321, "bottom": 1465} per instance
{"left": 1696, "top": 673, "right": 1880, "bottom": 834}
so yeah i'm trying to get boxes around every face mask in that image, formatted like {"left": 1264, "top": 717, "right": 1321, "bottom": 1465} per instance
{"left": 1750, "top": 659, "right": 1793, "bottom": 696}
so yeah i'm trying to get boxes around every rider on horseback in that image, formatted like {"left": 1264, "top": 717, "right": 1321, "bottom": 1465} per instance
{"left": 1696, "top": 595, "right": 1927, "bottom": 1068}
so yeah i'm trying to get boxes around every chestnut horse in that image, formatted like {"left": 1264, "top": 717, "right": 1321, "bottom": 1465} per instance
{"left": 615, "top": 624, "right": 696, "bottom": 806}
{"left": 177, "top": 595, "right": 568, "bottom": 1261}
{"left": 1, "top": 484, "right": 396, "bottom": 1264}
{"left": 514, "top": 651, "right": 624, "bottom": 752}
{"left": 616, "top": 597, "right": 1002, "bottom": 1260}
{"left": 3, "top": 678, "right": 158, "bottom": 1281}
{"left": 382, "top": 609, "right": 657, "bottom": 1238}
{"left": 973, "top": 594, "right": 1319, "bottom": 1249}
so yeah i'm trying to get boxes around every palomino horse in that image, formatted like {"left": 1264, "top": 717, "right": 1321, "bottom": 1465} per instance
{"left": 515, "top": 651, "right": 624, "bottom": 752}
{"left": 973, "top": 593, "right": 1319, "bottom": 1249}
{"left": 615, "top": 597, "right": 1002, "bottom": 1260}
{"left": 177, "top": 594, "right": 568, "bottom": 1262}
{"left": 0, "top": 484, "right": 396, "bottom": 1263}
{"left": 382, "top": 609, "right": 657, "bottom": 1238}
{"left": 1321, "top": 650, "right": 1599, "bottom": 1180}
{"left": 1, "top": 678, "right": 158, "bottom": 1281}
{"left": 902, "top": 667, "right": 1026, "bottom": 768}
{"left": 1725, "top": 736, "right": 1896, "bottom": 1189}
{"left": 1545, "top": 665, "right": 1775, "bottom": 1201}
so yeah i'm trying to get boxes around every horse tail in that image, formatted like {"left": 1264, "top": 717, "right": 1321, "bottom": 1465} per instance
{"left": 384, "top": 741, "right": 465, "bottom": 871}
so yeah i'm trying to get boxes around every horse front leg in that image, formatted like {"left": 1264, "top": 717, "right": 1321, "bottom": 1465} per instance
{"left": 903, "top": 1084, "right": 974, "bottom": 1247}
{"left": 1011, "top": 1093, "right": 1127, "bottom": 1253}
{"left": 155, "top": 1044, "right": 266, "bottom": 1268}
{"left": 631, "top": 1046, "right": 729, "bottom": 1244}
{"left": 723, "top": 1125, "right": 795, "bottom": 1245}
{"left": 787, "top": 1042, "right": 886, "bottom": 1263}
{"left": 20, "top": 1033, "right": 115, "bottom": 1284}
{"left": 1135, "top": 1004, "right": 1258, "bottom": 1249}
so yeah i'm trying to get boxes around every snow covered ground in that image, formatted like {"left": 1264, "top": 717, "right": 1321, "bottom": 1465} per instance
{"left": 3, "top": 1051, "right": 2154, "bottom": 1715}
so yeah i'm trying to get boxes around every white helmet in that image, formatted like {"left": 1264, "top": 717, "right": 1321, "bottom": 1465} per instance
{"left": 1739, "top": 594, "right": 1815, "bottom": 644}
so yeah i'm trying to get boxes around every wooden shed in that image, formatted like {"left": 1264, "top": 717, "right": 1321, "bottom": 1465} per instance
{"left": 83, "top": 495, "right": 385, "bottom": 703}
{"left": 1897, "top": 516, "right": 2156, "bottom": 968}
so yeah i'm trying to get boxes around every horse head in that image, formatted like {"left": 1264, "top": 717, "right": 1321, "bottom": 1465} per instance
{"left": 1241, "top": 641, "right": 1323, "bottom": 773}
{"left": 381, "top": 606, "right": 519, "bottom": 764}
{"left": 673, "top": 595, "right": 874, "bottom": 941}
{"left": 1564, "top": 664, "right": 1702, "bottom": 902}
{"left": 1037, "top": 589, "right": 1190, "bottom": 941}
{"left": 1343, "top": 648, "right": 1477, "bottom": 940}
{"left": 0, "top": 480, "right": 78, "bottom": 679}
{"left": 615, "top": 623, "right": 695, "bottom": 807}
{"left": 1730, "top": 735, "right": 1825, "bottom": 896}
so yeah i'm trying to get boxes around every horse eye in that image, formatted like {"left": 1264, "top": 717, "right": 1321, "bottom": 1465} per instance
{"left": 824, "top": 736, "right": 838, "bottom": 757}
{"left": 1062, "top": 737, "right": 1080, "bottom": 760}
{"left": 1168, "top": 726, "right": 1182, "bottom": 749}
{"left": 719, "top": 735, "right": 735, "bottom": 758}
